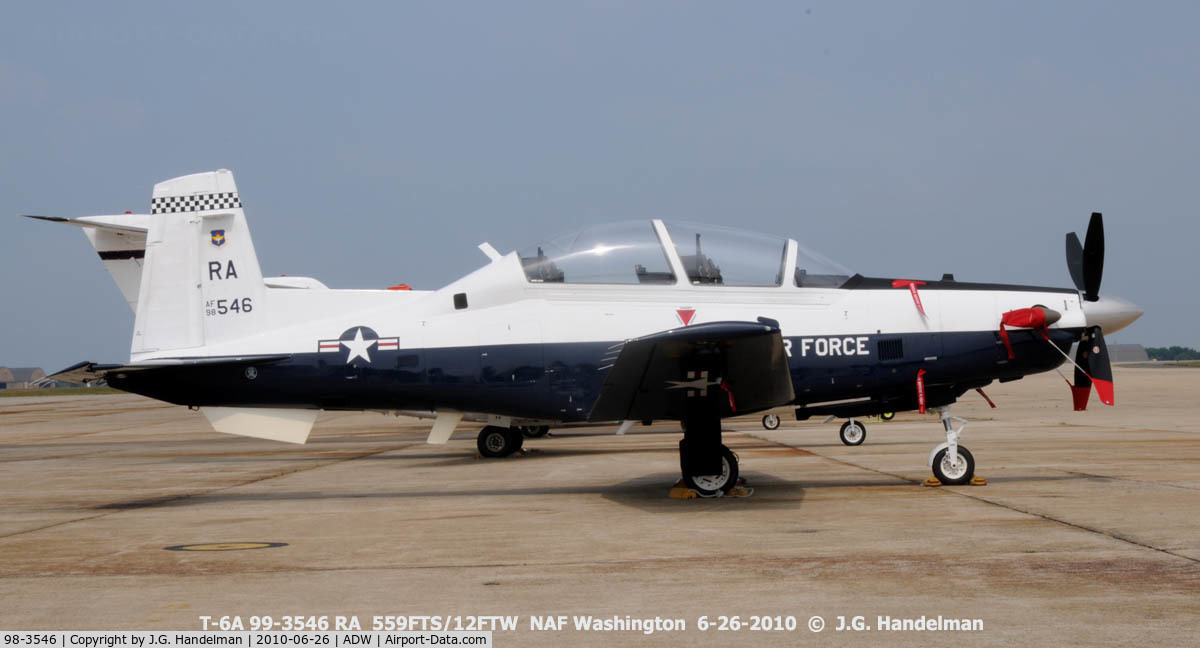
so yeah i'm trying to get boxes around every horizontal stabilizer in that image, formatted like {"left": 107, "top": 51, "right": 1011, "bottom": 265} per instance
{"left": 46, "top": 355, "right": 291, "bottom": 386}
{"left": 201, "top": 407, "right": 318, "bottom": 444}
{"left": 22, "top": 213, "right": 150, "bottom": 233}
{"left": 46, "top": 361, "right": 126, "bottom": 385}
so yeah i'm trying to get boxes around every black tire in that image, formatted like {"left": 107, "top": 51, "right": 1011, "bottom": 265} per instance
{"left": 931, "top": 446, "right": 975, "bottom": 485}
{"left": 880, "top": 411, "right": 896, "bottom": 421}
{"left": 477, "top": 426, "right": 519, "bottom": 457}
{"left": 839, "top": 420, "right": 867, "bottom": 446}
{"left": 682, "top": 445, "right": 739, "bottom": 497}
{"left": 520, "top": 425, "right": 549, "bottom": 438}
{"left": 762, "top": 413, "right": 781, "bottom": 430}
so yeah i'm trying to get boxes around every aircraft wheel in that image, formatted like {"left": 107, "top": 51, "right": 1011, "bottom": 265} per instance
{"left": 839, "top": 420, "right": 867, "bottom": 446}
{"left": 520, "top": 425, "right": 549, "bottom": 438}
{"left": 761, "top": 413, "right": 781, "bottom": 430}
{"left": 477, "top": 426, "right": 520, "bottom": 458}
{"left": 931, "top": 446, "right": 975, "bottom": 485}
{"left": 880, "top": 411, "right": 896, "bottom": 421}
{"left": 682, "top": 445, "right": 739, "bottom": 497}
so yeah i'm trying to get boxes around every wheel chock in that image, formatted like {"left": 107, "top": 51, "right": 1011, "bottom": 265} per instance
{"left": 970, "top": 476, "right": 988, "bottom": 486}
{"left": 668, "top": 479, "right": 756, "bottom": 499}
{"left": 669, "top": 486, "right": 699, "bottom": 499}
{"left": 923, "top": 477, "right": 943, "bottom": 487}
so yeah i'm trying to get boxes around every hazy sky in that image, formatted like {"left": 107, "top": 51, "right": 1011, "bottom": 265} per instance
{"left": 3, "top": 1, "right": 1197, "bottom": 372}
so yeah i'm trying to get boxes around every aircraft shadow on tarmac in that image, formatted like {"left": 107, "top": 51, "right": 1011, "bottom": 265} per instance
{"left": 93, "top": 469, "right": 1094, "bottom": 516}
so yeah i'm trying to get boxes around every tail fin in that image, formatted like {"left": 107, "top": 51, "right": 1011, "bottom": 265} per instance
{"left": 132, "top": 169, "right": 266, "bottom": 358}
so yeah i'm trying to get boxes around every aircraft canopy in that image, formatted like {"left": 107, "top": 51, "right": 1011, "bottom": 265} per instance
{"left": 517, "top": 220, "right": 851, "bottom": 287}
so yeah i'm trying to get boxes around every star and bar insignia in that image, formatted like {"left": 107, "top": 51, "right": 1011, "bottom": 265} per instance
{"left": 317, "top": 326, "right": 399, "bottom": 364}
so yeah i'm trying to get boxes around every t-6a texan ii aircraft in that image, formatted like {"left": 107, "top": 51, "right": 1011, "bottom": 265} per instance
{"left": 25, "top": 169, "right": 1142, "bottom": 496}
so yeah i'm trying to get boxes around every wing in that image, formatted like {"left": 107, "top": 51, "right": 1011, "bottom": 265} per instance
{"left": 589, "top": 321, "right": 794, "bottom": 421}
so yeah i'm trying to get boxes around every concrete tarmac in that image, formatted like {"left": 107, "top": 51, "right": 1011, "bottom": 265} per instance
{"left": 2, "top": 368, "right": 1198, "bottom": 646}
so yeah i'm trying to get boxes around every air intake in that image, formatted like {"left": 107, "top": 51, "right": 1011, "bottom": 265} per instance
{"left": 878, "top": 338, "right": 904, "bottom": 361}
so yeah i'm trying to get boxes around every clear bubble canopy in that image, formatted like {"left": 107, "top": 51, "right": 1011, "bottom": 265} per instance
{"left": 517, "top": 220, "right": 851, "bottom": 287}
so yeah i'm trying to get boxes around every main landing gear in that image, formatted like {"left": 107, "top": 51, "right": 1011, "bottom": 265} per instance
{"left": 927, "top": 408, "right": 975, "bottom": 485}
{"left": 477, "top": 425, "right": 524, "bottom": 458}
{"left": 679, "top": 416, "right": 739, "bottom": 497}
{"left": 519, "top": 425, "right": 550, "bottom": 438}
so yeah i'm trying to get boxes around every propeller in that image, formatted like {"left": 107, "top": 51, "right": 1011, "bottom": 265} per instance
{"left": 1065, "top": 212, "right": 1105, "bottom": 302}
{"left": 1064, "top": 213, "right": 1115, "bottom": 408}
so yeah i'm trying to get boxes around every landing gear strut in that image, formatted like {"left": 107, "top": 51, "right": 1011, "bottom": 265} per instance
{"left": 928, "top": 408, "right": 975, "bottom": 485}
{"left": 477, "top": 425, "right": 523, "bottom": 458}
{"left": 679, "top": 416, "right": 739, "bottom": 496}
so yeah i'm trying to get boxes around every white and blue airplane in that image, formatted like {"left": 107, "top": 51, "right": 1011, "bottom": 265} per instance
{"left": 25, "top": 169, "right": 1142, "bottom": 495}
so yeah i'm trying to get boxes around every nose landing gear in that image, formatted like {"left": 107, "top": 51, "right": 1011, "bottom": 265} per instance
{"left": 926, "top": 408, "right": 976, "bottom": 485}
{"left": 839, "top": 419, "right": 867, "bottom": 446}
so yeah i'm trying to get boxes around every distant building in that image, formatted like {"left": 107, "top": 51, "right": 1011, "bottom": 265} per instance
{"left": 1109, "top": 344, "right": 1150, "bottom": 363}
{"left": 0, "top": 367, "right": 47, "bottom": 390}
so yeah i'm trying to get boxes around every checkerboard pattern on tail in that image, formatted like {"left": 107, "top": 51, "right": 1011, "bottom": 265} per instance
{"left": 151, "top": 192, "right": 241, "bottom": 214}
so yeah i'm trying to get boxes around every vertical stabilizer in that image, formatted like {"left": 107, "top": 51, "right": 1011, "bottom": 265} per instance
{"left": 132, "top": 169, "right": 266, "bottom": 358}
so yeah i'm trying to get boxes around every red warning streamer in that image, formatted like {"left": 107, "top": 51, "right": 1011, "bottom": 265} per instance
{"left": 975, "top": 387, "right": 996, "bottom": 409}
{"left": 720, "top": 380, "right": 737, "bottom": 412}
{"left": 892, "top": 280, "right": 927, "bottom": 316}
{"left": 916, "top": 369, "right": 927, "bottom": 414}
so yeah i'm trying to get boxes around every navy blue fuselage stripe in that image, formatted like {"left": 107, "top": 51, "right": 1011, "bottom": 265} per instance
{"left": 107, "top": 328, "right": 1079, "bottom": 421}
{"left": 97, "top": 250, "right": 146, "bottom": 260}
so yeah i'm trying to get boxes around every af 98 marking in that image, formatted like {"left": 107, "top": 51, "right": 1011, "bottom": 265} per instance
{"left": 205, "top": 297, "right": 254, "bottom": 316}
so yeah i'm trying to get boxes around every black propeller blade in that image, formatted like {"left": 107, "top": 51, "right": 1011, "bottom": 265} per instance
{"left": 1065, "top": 232, "right": 1085, "bottom": 293}
{"left": 1087, "top": 327, "right": 1114, "bottom": 406}
{"left": 1065, "top": 212, "right": 1104, "bottom": 301}
{"left": 1072, "top": 326, "right": 1114, "bottom": 410}
{"left": 1082, "top": 212, "right": 1105, "bottom": 301}
{"left": 1071, "top": 335, "right": 1091, "bottom": 411}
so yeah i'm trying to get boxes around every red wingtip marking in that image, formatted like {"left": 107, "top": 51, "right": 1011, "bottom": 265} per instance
{"left": 1093, "top": 379, "right": 1115, "bottom": 406}
{"left": 1071, "top": 385, "right": 1091, "bottom": 411}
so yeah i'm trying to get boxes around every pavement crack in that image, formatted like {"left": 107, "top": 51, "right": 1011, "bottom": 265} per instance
{"left": 0, "top": 444, "right": 413, "bottom": 541}
{"left": 1062, "top": 470, "right": 1200, "bottom": 492}
{"left": 745, "top": 431, "right": 1200, "bottom": 566}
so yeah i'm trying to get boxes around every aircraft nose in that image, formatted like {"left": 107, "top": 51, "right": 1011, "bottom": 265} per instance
{"left": 1081, "top": 296, "right": 1143, "bottom": 334}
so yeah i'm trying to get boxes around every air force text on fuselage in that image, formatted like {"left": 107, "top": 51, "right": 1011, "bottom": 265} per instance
{"left": 785, "top": 336, "right": 871, "bottom": 358}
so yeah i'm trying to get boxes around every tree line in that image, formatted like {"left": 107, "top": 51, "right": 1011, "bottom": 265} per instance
{"left": 1146, "top": 346, "right": 1200, "bottom": 361}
